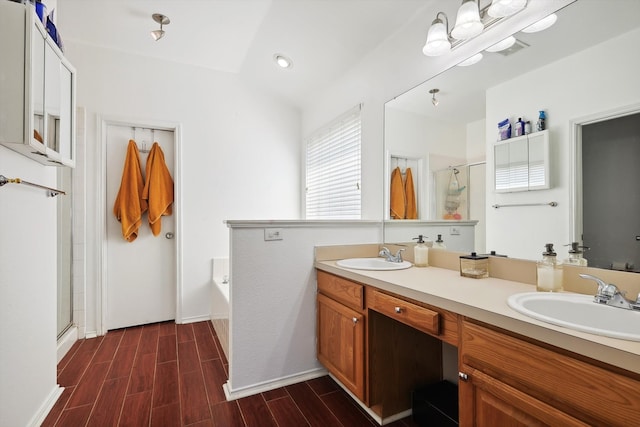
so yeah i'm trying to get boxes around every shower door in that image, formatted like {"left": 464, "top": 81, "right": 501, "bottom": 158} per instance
{"left": 57, "top": 166, "right": 73, "bottom": 338}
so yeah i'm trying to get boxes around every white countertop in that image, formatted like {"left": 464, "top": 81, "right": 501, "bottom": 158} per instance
{"left": 315, "top": 260, "right": 640, "bottom": 375}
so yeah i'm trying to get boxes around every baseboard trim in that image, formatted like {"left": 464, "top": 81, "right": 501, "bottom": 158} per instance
{"left": 179, "top": 314, "right": 213, "bottom": 324}
{"left": 223, "top": 368, "right": 328, "bottom": 401}
{"left": 57, "top": 325, "right": 79, "bottom": 362}
{"left": 27, "top": 385, "right": 64, "bottom": 427}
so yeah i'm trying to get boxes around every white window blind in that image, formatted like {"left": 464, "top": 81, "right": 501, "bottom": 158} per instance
{"left": 305, "top": 105, "right": 361, "bottom": 219}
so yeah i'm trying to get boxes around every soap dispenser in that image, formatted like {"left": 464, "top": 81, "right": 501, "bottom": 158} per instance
{"left": 432, "top": 234, "right": 446, "bottom": 249}
{"left": 413, "top": 235, "right": 429, "bottom": 267}
{"left": 564, "top": 242, "right": 588, "bottom": 266}
{"left": 536, "top": 243, "right": 563, "bottom": 292}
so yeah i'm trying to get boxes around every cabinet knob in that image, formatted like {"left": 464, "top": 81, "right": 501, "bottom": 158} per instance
{"left": 352, "top": 317, "right": 358, "bottom": 324}
{"left": 458, "top": 372, "right": 469, "bottom": 381}
{"left": 394, "top": 306, "right": 402, "bottom": 314}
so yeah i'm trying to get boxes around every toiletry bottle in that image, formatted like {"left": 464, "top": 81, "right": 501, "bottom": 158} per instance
{"left": 412, "top": 235, "right": 429, "bottom": 267}
{"left": 524, "top": 121, "right": 532, "bottom": 135}
{"left": 536, "top": 243, "right": 563, "bottom": 292}
{"left": 514, "top": 117, "right": 525, "bottom": 136}
{"left": 536, "top": 110, "right": 546, "bottom": 131}
{"left": 564, "top": 242, "right": 588, "bottom": 266}
{"left": 432, "top": 234, "right": 446, "bottom": 249}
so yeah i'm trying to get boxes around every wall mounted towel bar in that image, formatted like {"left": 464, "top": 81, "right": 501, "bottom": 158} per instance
{"left": 492, "top": 201, "right": 557, "bottom": 209}
{"left": 0, "top": 174, "right": 66, "bottom": 197}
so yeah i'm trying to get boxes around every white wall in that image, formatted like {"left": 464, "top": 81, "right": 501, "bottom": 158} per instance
{"left": 226, "top": 221, "right": 381, "bottom": 397}
{"left": 485, "top": 27, "right": 640, "bottom": 261}
{"left": 64, "top": 41, "right": 302, "bottom": 332}
{"left": 0, "top": 148, "right": 62, "bottom": 426}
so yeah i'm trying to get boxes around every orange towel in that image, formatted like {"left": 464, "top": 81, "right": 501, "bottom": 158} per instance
{"left": 390, "top": 166, "right": 405, "bottom": 219}
{"left": 142, "top": 142, "right": 174, "bottom": 236}
{"left": 405, "top": 167, "right": 417, "bottom": 219}
{"left": 113, "top": 140, "right": 147, "bottom": 242}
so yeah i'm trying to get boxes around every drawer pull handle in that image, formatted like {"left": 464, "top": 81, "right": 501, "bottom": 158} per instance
{"left": 352, "top": 317, "right": 358, "bottom": 324}
{"left": 394, "top": 306, "right": 402, "bottom": 314}
{"left": 458, "top": 372, "right": 469, "bottom": 381}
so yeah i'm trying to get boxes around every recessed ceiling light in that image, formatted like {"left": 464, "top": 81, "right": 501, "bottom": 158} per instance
{"left": 274, "top": 54, "right": 293, "bottom": 69}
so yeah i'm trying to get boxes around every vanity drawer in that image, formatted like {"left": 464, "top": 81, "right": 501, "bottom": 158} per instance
{"left": 368, "top": 289, "right": 439, "bottom": 336}
{"left": 317, "top": 270, "right": 364, "bottom": 311}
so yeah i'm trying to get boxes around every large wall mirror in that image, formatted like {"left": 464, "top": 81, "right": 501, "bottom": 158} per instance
{"left": 383, "top": 0, "right": 640, "bottom": 267}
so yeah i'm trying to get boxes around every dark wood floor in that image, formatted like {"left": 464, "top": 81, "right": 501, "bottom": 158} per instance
{"left": 42, "top": 320, "right": 419, "bottom": 426}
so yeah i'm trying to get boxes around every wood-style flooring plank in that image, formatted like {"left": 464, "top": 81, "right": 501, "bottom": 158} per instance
{"left": 267, "top": 396, "right": 311, "bottom": 427}
{"left": 55, "top": 404, "right": 93, "bottom": 427}
{"left": 151, "top": 402, "right": 181, "bottom": 427}
{"left": 180, "top": 370, "right": 212, "bottom": 425}
{"left": 119, "top": 325, "right": 143, "bottom": 347}
{"left": 66, "top": 361, "right": 111, "bottom": 408}
{"left": 262, "top": 387, "right": 288, "bottom": 402}
{"left": 178, "top": 340, "right": 200, "bottom": 373}
{"left": 57, "top": 345, "right": 95, "bottom": 386}
{"left": 157, "top": 334, "right": 178, "bottom": 363}
{"left": 138, "top": 325, "right": 160, "bottom": 354}
{"left": 153, "top": 361, "right": 180, "bottom": 408}
{"left": 286, "top": 382, "right": 342, "bottom": 427}
{"left": 85, "top": 376, "right": 128, "bottom": 426}
{"left": 177, "top": 323, "right": 195, "bottom": 343}
{"left": 91, "top": 331, "right": 123, "bottom": 364}
{"left": 159, "top": 321, "right": 177, "bottom": 337}
{"left": 40, "top": 386, "right": 74, "bottom": 427}
{"left": 128, "top": 352, "right": 156, "bottom": 394}
{"left": 237, "top": 394, "right": 278, "bottom": 427}
{"left": 307, "top": 375, "right": 340, "bottom": 396}
{"left": 106, "top": 344, "right": 137, "bottom": 380}
{"left": 201, "top": 359, "right": 227, "bottom": 405}
{"left": 194, "top": 327, "right": 219, "bottom": 361}
{"left": 119, "top": 391, "right": 152, "bottom": 427}
{"left": 320, "top": 390, "right": 376, "bottom": 427}
{"left": 210, "top": 401, "right": 245, "bottom": 427}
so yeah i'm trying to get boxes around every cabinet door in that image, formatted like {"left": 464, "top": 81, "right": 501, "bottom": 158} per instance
{"left": 317, "top": 293, "right": 365, "bottom": 400}
{"left": 31, "top": 22, "right": 46, "bottom": 147}
{"left": 58, "top": 60, "right": 73, "bottom": 162}
{"left": 45, "top": 42, "right": 61, "bottom": 152}
{"left": 459, "top": 368, "right": 589, "bottom": 427}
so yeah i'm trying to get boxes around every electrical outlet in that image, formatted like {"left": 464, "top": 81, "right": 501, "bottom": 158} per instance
{"left": 264, "top": 228, "right": 283, "bottom": 241}
{"left": 449, "top": 226, "right": 460, "bottom": 235}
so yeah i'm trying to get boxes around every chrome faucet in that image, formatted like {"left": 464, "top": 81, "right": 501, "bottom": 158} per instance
{"left": 379, "top": 247, "right": 405, "bottom": 263}
{"left": 579, "top": 274, "right": 640, "bottom": 311}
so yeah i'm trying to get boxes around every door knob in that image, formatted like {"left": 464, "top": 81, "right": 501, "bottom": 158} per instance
{"left": 165, "top": 232, "right": 174, "bottom": 239}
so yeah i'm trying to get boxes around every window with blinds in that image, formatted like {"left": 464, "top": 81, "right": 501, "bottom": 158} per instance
{"left": 305, "top": 105, "right": 361, "bottom": 219}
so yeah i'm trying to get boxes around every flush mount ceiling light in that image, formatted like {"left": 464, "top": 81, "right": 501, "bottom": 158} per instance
{"left": 485, "top": 35, "right": 516, "bottom": 52}
{"left": 521, "top": 13, "right": 557, "bottom": 33}
{"left": 487, "top": 0, "right": 527, "bottom": 18}
{"left": 457, "top": 52, "right": 483, "bottom": 67}
{"left": 151, "top": 13, "right": 170, "bottom": 41}
{"left": 429, "top": 88, "right": 440, "bottom": 106}
{"left": 423, "top": 12, "right": 451, "bottom": 56}
{"left": 451, "top": 0, "right": 484, "bottom": 40}
{"left": 274, "top": 54, "right": 293, "bottom": 69}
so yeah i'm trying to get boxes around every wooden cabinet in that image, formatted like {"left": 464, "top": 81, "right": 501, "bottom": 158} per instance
{"left": 317, "top": 271, "right": 366, "bottom": 400}
{"left": 459, "top": 319, "right": 640, "bottom": 427}
{"left": 0, "top": 1, "right": 76, "bottom": 167}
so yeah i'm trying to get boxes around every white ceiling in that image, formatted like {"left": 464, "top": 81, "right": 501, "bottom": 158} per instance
{"left": 55, "top": 0, "right": 640, "bottom": 113}
{"left": 57, "top": 0, "right": 430, "bottom": 106}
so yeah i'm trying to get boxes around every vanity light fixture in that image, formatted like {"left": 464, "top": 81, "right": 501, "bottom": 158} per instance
{"left": 274, "top": 54, "right": 293, "bottom": 69}
{"left": 487, "top": 0, "right": 527, "bottom": 18}
{"left": 423, "top": 12, "right": 451, "bottom": 56}
{"left": 451, "top": 0, "right": 484, "bottom": 40}
{"left": 457, "top": 52, "right": 483, "bottom": 67}
{"left": 521, "top": 13, "right": 557, "bottom": 33}
{"left": 485, "top": 35, "right": 516, "bottom": 52}
{"left": 151, "top": 13, "right": 170, "bottom": 41}
{"left": 429, "top": 88, "right": 440, "bottom": 106}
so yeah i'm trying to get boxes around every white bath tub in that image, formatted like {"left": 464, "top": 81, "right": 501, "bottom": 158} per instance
{"left": 211, "top": 258, "right": 229, "bottom": 360}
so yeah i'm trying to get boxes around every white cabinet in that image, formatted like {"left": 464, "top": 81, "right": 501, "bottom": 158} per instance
{"left": 0, "top": 1, "right": 76, "bottom": 167}
{"left": 494, "top": 130, "right": 549, "bottom": 192}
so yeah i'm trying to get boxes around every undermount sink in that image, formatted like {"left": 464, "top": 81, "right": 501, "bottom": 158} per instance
{"left": 508, "top": 292, "right": 640, "bottom": 341}
{"left": 336, "top": 257, "right": 412, "bottom": 271}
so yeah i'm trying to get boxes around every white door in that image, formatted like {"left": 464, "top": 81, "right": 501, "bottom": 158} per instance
{"left": 106, "top": 124, "right": 176, "bottom": 330}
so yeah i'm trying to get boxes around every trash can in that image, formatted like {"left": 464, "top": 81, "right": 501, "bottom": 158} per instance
{"left": 412, "top": 380, "right": 459, "bottom": 427}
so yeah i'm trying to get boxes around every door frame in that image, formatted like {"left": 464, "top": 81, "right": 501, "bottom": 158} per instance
{"left": 97, "top": 116, "right": 183, "bottom": 335}
{"left": 569, "top": 102, "right": 640, "bottom": 245}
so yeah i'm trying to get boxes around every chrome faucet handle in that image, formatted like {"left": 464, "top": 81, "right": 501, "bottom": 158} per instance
{"left": 579, "top": 273, "right": 608, "bottom": 295}
{"left": 394, "top": 248, "right": 406, "bottom": 262}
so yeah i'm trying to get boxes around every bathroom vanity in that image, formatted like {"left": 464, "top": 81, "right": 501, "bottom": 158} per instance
{"left": 315, "top": 247, "right": 640, "bottom": 426}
